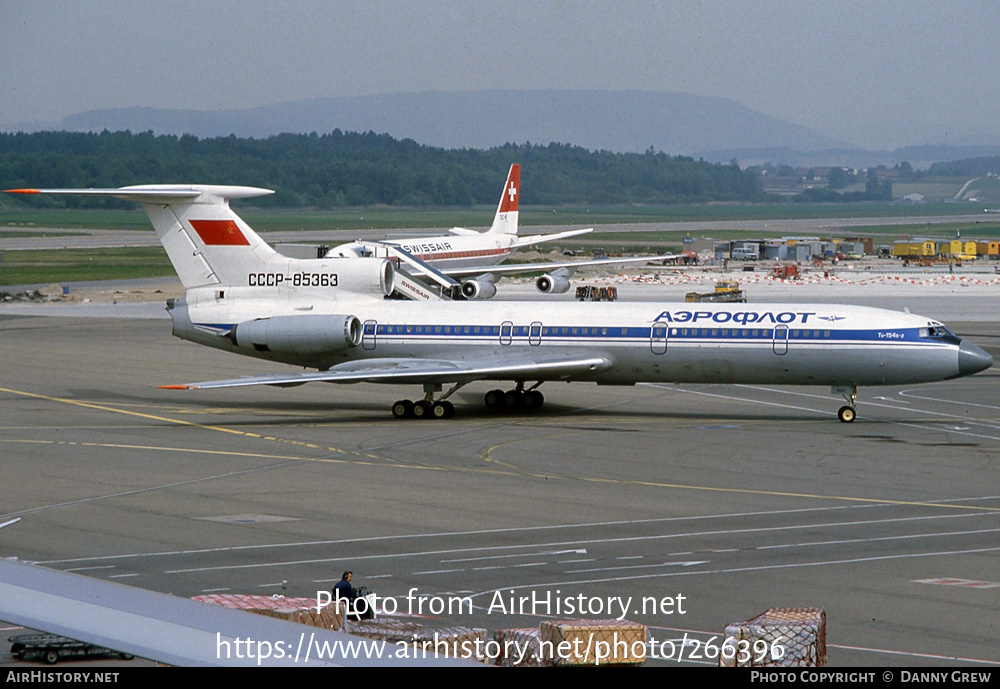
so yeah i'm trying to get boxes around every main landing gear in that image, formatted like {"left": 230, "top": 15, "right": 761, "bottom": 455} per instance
{"left": 391, "top": 382, "right": 469, "bottom": 420}
{"left": 390, "top": 382, "right": 546, "bottom": 419}
{"left": 391, "top": 398, "right": 454, "bottom": 419}
{"left": 484, "top": 382, "right": 545, "bottom": 412}
{"left": 836, "top": 385, "right": 857, "bottom": 423}
{"left": 392, "top": 382, "right": 462, "bottom": 419}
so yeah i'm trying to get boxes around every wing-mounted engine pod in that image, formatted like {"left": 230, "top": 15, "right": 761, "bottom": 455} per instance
{"left": 379, "top": 259, "right": 395, "bottom": 297}
{"left": 231, "top": 314, "right": 363, "bottom": 354}
{"left": 536, "top": 274, "right": 571, "bottom": 294}
{"left": 460, "top": 278, "right": 497, "bottom": 300}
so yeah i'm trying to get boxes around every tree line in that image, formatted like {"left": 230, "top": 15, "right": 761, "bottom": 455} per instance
{"left": 0, "top": 130, "right": 767, "bottom": 208}
{"left": 928, "top": 156, "right": 1000, "bottom": 177}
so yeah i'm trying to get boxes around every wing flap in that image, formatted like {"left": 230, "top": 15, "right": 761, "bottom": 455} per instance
{"left": 161, "top": 355, "right": 611, "bottom": 390}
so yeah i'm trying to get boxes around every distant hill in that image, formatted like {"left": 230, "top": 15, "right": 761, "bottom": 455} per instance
{"left": 50, "top": 90, "right": 847, "bottom": 156}
{"left": 9, "top": 90, "right": 993, "bottom": 169}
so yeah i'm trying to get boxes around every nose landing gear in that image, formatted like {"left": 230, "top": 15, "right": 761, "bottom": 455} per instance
{"left": 835, "top": 385, "right": 857, "bottom": 423}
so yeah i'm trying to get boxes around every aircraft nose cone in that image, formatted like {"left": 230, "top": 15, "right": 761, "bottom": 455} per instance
{"left": 958, "top": 340, "right": 993, "bottom": 376}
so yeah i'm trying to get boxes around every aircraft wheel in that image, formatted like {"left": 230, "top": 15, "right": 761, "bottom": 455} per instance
{"left": 44, "top": 650, "right": 59, "bottom": 665}
{"left": 523, "top": 390, "right": 545, "bottom": 410}
{"left": 504, "top": 389, "right": 524, "bottom": 408}
{"left": 484, "top": 389, "right": 504, "bottom": 408}
{"left": 412, "top": 400, "right": 432, "bottom": 418}
{"left": 432, "top": 401, "right": 454, "bottom": 419}
{"left": 837, "top": 406, "right": 856, "bottom": 423}
{"left": 391, "top": 400, "right": 413, "bottom": 419}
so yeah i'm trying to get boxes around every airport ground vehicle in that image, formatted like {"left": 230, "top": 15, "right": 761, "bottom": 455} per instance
{"left": 685, "top": 280, "right": 746, "bottom": 303}
{"left": 9, "top": 633, "right": 133, "bottom": 664}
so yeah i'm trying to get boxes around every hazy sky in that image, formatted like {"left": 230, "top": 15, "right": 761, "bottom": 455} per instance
{"left": 2, "top": 0, "right": 998, "bottom": 148}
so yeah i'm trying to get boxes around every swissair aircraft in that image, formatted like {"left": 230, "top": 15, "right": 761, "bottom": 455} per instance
{"left": 325, "top": 164, "right": 670, "bottom": 300}
{"left": 6, "top": 184, "right": 992, "bottom": 423}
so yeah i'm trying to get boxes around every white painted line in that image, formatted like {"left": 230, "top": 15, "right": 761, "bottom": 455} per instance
{"left": 162, "top": 511, "right": 998, "bottom": 574}
{"left": 443, "top": 548, "right": 586, "bottom": 563}
{"left": 567, "top": 560, "right": 709, "bottom": 574}
{"left": 411, "top": 568, "right": 464, "bottom": 576}
{"left": 468, "top": 546, "right": 1000, "bottom": 601}
{"left": 34, "top": 503, "right": 938, "bottom": 565}
{"left": 915, "top": 577, "right": 1000, "bottom": 588}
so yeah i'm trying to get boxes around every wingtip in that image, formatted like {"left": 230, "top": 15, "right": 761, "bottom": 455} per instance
{"left": 158, "top": 384, "right": 194, "bottom": 390}
{"left": 4, "top": 188, "right": 40, "bottom": 194}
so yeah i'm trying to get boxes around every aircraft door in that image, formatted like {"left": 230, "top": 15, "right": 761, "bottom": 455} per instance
{"left": 650, "top": 322, "right": 668, "bottom": 355}
{"left": 362, "top": 319, "right": 378, "bottom": 350}
{"left": 499, "top": 320, "right": 513, "bottom": 346}
{"left": 529, "top": 321, "right": 543, "bottom": 346}
{"left": 772, "top": 325, "right": 788, "bottom": 355}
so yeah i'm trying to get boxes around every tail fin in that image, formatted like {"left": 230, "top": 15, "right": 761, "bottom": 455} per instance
{"left": 6, "top": 185, "right": 274, "bottom": 289}
{"left": 486, "top": 164, "right": 519, "bottom": 236}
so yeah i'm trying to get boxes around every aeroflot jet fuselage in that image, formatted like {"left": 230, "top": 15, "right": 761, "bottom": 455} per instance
{"left": 165, "top": 292, "right": 991, "bottom": 421}
{"left": 7, "top": 184, "right": 992, "bottom": 422}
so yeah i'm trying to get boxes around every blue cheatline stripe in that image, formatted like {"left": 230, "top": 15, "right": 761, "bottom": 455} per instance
{"left": 198, "top": 322, "right": 940, "bottom": 346}
{"left": 370, "top": 324, "right": 927, "bottom": 342}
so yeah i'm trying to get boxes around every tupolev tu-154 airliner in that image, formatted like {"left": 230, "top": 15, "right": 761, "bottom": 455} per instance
{"left": 6, "top": 184, "right": 992, "bottom": 422}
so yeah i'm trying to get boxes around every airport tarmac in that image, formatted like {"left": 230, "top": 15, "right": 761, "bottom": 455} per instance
{"left": 1, "top": 278, "right": 998, "bottom": 667}
{"left": 1, "top": 211, "right": 996, "bottom": 251}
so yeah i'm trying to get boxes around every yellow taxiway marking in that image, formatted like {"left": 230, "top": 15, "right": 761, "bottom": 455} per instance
{"left": 479, "top": 432, "right": 1000, "bottom": 514}
{"left": 561, "top": 473, "right": 1000, "bottom": 513}
{"left": 0, "top": 436, "right": 522, "bottom": 483}
{"left": 5, "top": 385, "right": 998, "bottom": 514}
{"left": 0, "top": 385, "right": 384, "bottom": 462}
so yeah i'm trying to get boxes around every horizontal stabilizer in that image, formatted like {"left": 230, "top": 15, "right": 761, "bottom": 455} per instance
{"left": 5, "top": 185, "right": 273, "bottom": 204}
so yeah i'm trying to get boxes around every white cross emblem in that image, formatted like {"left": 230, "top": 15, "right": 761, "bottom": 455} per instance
{"left": 508, "top": 184, "right": 517, "bottom": 203}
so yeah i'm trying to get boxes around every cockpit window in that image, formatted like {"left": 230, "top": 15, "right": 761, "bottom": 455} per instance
{"left": 919, "top": 325, "right": 955, "bottom": 339}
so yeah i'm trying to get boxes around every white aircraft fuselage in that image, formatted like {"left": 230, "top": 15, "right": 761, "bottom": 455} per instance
{"left": 326, "top": 162, "right": 522, "bottom": 270}
{"left": 333, "top": 233, "right": 515, "bottom": 270}
{"left": 168, "top": 286, "right": 984, "bottom": 389}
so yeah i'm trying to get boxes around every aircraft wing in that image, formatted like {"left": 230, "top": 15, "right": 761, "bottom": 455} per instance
{"left": 161, "top": 354, "right": 611, "bottom": 390}
{"left": 438, "top": 254, "right": 678, "bottom": 280}
{"left": 512, "top": 227, "right": 593, "bottom": 248}
{"left": 0, "top": 559, "right": 471, "bottom": 666}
